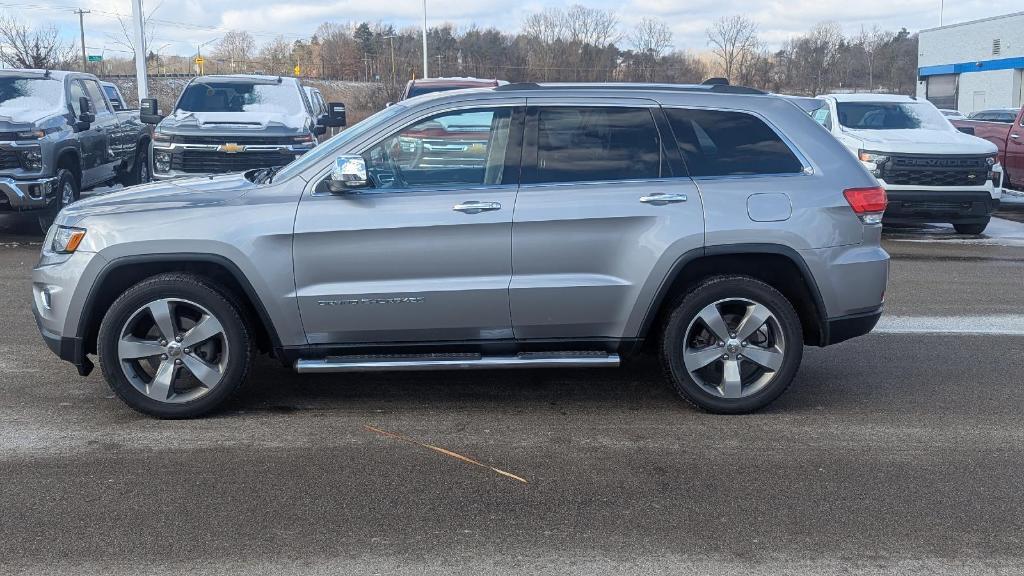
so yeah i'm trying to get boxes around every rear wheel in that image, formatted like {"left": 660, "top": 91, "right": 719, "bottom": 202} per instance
{"left": 953, "top": 218, "right": 989, "bottom": 235}
{"left": 661, "top": 275, "right": 803, "bottom": 413}
{"left": 97, "top": 273, "right": 254, "bottom": 418}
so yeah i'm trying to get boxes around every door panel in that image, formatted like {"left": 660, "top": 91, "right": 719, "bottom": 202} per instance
{"left": 292, "top": 104, "right": 525, "bottom": 345}
{"left": 293, "top": 186, "right": 518, "bottom": 344}
{"left": 510, "top": 102, "right": 704, "bottom": 340}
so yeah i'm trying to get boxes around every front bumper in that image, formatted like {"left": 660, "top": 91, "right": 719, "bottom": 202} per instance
{"left": 0, "top": 175, "right": 58, "bottom": 211}
{"left": 882, "top": 189, "right": 1000, "bottom": 224}
{"left": 33, "top": 303, "right": 92, "bottom": 375}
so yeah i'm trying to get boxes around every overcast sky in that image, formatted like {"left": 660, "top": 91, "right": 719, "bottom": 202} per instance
{"left": 18, "top": 0, "right": 1024, "bottom": 59}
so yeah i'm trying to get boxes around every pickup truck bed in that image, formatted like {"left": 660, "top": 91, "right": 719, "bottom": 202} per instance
{"left": 952, "top": 108, "right": 1024, "bottom": 191}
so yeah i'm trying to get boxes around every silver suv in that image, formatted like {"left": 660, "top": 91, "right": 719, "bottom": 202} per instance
{"left": 32, "top": 82, "right": 890, "bottom": 418}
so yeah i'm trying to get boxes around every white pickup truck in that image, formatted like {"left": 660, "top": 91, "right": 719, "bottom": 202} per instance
{"left": 811, "top": 94, "right": 1001, "bottom": 234}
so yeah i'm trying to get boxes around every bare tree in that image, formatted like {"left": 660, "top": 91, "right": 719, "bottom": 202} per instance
{"left": 706, "top": 15, "right": 759, "bottom": 82}
{"left": 630, "top": 18, "right": 672, "bottom": 57}
{"left": 214, "top": 30, "right": 256, "bottom": 71}
{"left": 0, "top": 14, "right": 75, "bottom": 68}
{"left": 108, "top": 0, "right": 163, "bottom": 58}
{"left": 564, "top": 5, "right": 620, "bottom": 47}
{"left": 259, "top": 36, "right": 294, "bottom": 76}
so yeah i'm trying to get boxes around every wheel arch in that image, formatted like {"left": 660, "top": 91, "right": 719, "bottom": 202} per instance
{"left": 54, "top": 147, "right": 82, "bottom": 188}
{"left": 77, "top": 254, "right": 284, "bottom": 362}
{"left": 637, "top": 244, "right": 829, "bottom": 347}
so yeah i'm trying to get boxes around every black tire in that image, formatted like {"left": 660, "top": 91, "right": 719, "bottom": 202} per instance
{"left": 97, "top": 273, "right": 254, "bottom": 418}
{"left": 953, "top": 219, "right": 989, "bottom": 235}
{"left": 660, "top": 275, "right": 804, "bottom": 414}
{"left": 37, "top": 168, "right": 78, "bottom": 233}
{"left": 119, "top": 145, "right": 151, "bottom": 187}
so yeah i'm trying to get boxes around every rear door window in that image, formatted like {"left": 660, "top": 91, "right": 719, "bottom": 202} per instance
{"left": 665, "top": 108, "right": 804, "bottom": 177}
{"left": 527, "top": 106, "right": 668, "bottom": 183}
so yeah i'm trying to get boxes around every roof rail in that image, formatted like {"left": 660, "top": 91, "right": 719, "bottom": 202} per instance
{"left": 494, "top": 82, "right": 765, "bottom": 95}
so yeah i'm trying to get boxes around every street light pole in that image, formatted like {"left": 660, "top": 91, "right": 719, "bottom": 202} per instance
{"left": 130, "top": 0, "right": 148, "bottom": 100}
{"left": 421, "top": 0, "right": 429, "bottom": 78}
{"left": 939, "top": 0, "right": 944, "bottom": 26}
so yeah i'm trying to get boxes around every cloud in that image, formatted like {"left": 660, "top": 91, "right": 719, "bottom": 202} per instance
{"left": 10, "top": 0, "right": 1023, "bottom": 58}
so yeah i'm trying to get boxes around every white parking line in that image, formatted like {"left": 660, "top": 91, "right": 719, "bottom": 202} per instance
{"left": 875, "top": 315, "right": 1024, "bottom": 336}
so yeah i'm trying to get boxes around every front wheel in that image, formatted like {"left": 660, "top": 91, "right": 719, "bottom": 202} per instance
{"left": 37, "top": 168, "right": 78, "bottom": 233}
{"left": 661, "top": 276, "right": 804, "bottom": 414}
{"left": 953, "top": 218, "right": 989, "bottom": 235}
{"left": 97, "top": 273, "right": 254, "bottom": 418}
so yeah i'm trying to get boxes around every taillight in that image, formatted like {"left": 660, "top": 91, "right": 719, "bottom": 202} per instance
{"left": 843, "top": 186, "right": 887, "bottom": 225}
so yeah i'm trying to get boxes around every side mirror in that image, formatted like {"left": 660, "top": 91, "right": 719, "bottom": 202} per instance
{"left": 140, "top": 98, "right": 164, "bottom": 125}
{"left": 78, "top": 96, "right": 95, "bottom": 124}
{"left": 313, "top": 124, "right": 327, "bottom": 136}
{"left": 326, "top": 155, "right": 369, "bottom": 193}
{"left": 324, "top": 102, "right": 347, "bottom": 127}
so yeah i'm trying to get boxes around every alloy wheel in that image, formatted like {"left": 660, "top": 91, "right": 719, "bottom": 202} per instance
{"left": 682, "top": 298, "right": 786, "bottom": 399}
{"left": 117, "top": 298, "right": 230, "bottom": 403}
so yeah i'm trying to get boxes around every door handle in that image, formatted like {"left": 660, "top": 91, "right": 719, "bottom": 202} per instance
{"left": 453, "top": 200, "right": 501, "bottom": 214}
{"left": 640, "top": 193, "right": 688, "bottom": 205}
{"left": 1011, "top": 133, "right": 1020, "bottom": 141}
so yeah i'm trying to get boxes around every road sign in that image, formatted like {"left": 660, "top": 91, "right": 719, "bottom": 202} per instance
{"left": 294, "top": 64, "right": 301, "bottom": 76}
{"left": 194, "top": 56, "right": 204, "bottom": 65}
{"left": 87, "top": 55, "right": 103, "bottom": 62}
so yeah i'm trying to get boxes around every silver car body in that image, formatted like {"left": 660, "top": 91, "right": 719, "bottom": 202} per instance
{"left": 34, "top": 84, "right": 888, "bottom": 375}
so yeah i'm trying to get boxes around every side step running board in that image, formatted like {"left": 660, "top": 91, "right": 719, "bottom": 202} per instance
{"left": 294, "top": 351, "right": 620, "bottom": 373}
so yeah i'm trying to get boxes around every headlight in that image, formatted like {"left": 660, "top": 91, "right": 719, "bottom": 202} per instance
{"left": 19, "top": 148, "right": 43, "bottom": 170}
{"left": 154, "top": 151, "right": 171, "bottom": 173}
{"left": 293, "top": 133, "right": 315, "bottom": 144}
{"left": 152, "top": 131, "right": 174, "bottom": 145}
{"left": 50, "top": 226, "right": 86, "bottom": 254}
{"left": 858, "top": 150, "right": 889, "bottom": 164}
{"left": 15, "top": 129, "right": 46, "bottom": 140}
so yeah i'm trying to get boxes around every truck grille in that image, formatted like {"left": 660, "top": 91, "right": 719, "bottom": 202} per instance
{"left": 0, "top": 149, "right": 20, "bottom": 170}
{"left": 882, "top": 155, "right": 989, "bottom": 187}
{"left": 176, "top": 135, "right": 299, "bottom": 146}
{"left": 170, "top": 150, "right": 296, "bottom": 173}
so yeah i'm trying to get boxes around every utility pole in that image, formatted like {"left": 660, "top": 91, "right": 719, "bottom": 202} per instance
{"left": 74, "top": 9, "right": 90, "bottom": 72}
{"left": 421, "top": 0, "right": 429, "bottom": 78}
{"left": 436, "top": 54, "right": 442, "bottom": 77}
{"left": 130, "top": 0, "right": 148, "bottom": 100}
{"left": 385, "top": 35, "right": 397, "bottom": 87}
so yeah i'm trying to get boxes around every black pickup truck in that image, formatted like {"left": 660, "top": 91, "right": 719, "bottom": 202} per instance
{"left": 0, "top": 69, "right": 151, "bottom": 231}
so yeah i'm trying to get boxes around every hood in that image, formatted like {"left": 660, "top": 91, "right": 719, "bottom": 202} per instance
{"left": 0, "top": 99, "right": 66, "bottom": 125}
{"left": 841, "top": 128, "right": 999, "bottom": 155}
{"left": 160, "top": 109, "right": 308, "bottom": 133}
{"left": 60, "top": 173, "right": 256, "bottom": 225}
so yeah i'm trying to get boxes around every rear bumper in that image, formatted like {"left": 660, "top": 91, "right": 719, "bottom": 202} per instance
{"left": 824, "top": 308, "right": 882, "bottom": 346}
{"left": 0, "top": 175, "right": 58, "bottom": 211}
{"left": 882, "top": 189, "right": 999, "bottom": 224}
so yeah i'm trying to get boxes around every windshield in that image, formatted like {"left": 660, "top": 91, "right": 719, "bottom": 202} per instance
{"left": 176, "top": 81, "right": 303, "bottom": 115}
{"left": 0, "top": 77, "right": 65, "bottom": 121}
{"left": 272, "top": 103, "right": 410, "bottom": 181}
{"left": 836, "top": 101, "right": 952, "bottom": 131}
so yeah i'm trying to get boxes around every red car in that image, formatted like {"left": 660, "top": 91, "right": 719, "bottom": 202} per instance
{"left": 952, "top": 108, "right": 1024, "bottom": 191}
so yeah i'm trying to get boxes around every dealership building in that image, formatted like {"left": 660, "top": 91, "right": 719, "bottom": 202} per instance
{"left": 917, "top": 11, "right": 1024, "bottom": 114}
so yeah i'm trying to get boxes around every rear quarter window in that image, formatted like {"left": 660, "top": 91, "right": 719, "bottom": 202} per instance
{"left": 665, "top": 108, "right": 804, "bottom": 177}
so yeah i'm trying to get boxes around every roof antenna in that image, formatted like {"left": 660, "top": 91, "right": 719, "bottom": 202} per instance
{"left": 702, "top": 77, "right": 729, "bottom": 86}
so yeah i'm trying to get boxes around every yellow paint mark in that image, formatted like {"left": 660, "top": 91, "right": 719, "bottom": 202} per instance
{"left": 363, "top": 425, "right": 528, "bottom": 484}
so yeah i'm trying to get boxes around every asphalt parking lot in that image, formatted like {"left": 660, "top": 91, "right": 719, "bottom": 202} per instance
{"left": 2, "top": 209, "right": 1024, "bottom": 575}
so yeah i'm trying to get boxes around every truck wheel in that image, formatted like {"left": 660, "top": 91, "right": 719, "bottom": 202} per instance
{"left": 97, "top": 273, "right": 254, "bottom": 419}
{"left": 119, "top": 146, "right": 151, "bottom": 186}
{"left": 953, "top": 218, "right": 989, "bottom": 235}
{"left": 660, "top": 275, "right": 804, "bottom": 414}
{"left": 37, "top": 169, "right": 78, "bottom": 233}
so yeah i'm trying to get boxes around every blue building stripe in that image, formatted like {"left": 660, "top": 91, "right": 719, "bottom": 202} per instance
{"left": 919, "top": 56, "right": 1024, "bottom": 77}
